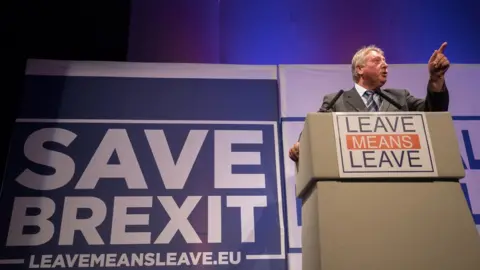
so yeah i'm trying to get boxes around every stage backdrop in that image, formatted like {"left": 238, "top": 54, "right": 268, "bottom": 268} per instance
{"left": 279, "top": 64, "right": 480, "bottom": 269}
{"left": 1, "top": 60, "right": 479, "bottom": 270}
{"left": 0, "top": 60, "right": 287, "bottom": 270}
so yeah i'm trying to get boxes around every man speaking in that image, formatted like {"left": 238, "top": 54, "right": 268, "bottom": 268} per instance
{"left": 288, "top": 42, "right": 451, "bottom": 162}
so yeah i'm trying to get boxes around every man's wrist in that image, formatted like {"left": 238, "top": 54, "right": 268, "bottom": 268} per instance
{"left": 428, "top": 74, "right": 445, "bottom": 92}
{"left": 429, "top": 73, "right": 444, "bottom": 81}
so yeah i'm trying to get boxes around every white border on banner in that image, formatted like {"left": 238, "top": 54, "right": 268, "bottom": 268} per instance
{"left": 278, "top": 64, "right": 353, "bottom": 118}
{"left": 0, "top": 259, "right": 24, "bottom": 265}
{"left": 278, "top": 64, "right": 480, "bottom": 117}
{"left": 13, "top": 118, "right": 286, "bottom": 260}
{"left": 25, "top": 59, "right": 278, "bottom": 80}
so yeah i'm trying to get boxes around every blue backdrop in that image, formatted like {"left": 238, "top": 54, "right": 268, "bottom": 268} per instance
{"left": 128, "top": 0, "right": 480, "bottom": 64}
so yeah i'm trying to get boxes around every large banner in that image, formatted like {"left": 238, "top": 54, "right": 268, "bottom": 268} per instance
{"left": 1, "top": 60, "right": 479, "bottom": 270}
{"left": 279, "top": 64, "right": 480, "bottom": 269}
{"left": 0, "top": 60, "right": 287, "bottom": 269}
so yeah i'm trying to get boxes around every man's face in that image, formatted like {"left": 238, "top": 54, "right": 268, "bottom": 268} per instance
{"left": 357, "top": 50, "right": 388, "bottom": 88}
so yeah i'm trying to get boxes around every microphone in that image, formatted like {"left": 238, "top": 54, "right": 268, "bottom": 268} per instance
{"left": 319, "top": 89, "right": 344, "bottom": 112}
{"left": 374, "top": 89, "right": 402, "bottom": 110}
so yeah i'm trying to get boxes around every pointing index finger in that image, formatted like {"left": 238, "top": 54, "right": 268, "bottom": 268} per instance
{"left": 438, "top": 42, "right": 447, "bottom": 53}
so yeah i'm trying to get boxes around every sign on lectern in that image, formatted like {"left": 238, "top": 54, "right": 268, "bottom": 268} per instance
{"left": 331, "top": 112, "right": 438, "bottom": 178}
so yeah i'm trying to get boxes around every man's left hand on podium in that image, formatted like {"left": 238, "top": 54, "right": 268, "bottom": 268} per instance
{"left": 289, "top": 142, "right": 300, "bottom": 162}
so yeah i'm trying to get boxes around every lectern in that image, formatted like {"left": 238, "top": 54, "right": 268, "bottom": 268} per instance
{"left": 297, "top": 111, "right": 480, "bottom": 270}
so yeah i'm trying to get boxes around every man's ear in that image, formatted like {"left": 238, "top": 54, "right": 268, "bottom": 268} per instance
{"left": 356, "top": 65, "right": 363, "bottom": 76}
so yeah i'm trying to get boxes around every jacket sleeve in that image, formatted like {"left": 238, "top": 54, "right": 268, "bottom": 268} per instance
{"left": 406, "top": 84, "right": 449, "bottom": 112}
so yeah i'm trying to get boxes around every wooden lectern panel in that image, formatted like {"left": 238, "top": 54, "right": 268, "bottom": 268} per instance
{"left": 302, "top": 180, "right": 480, "bottom": 270}
{"left": 297, "top": 112, "right": 465, "bottom": 197}
{"left": 297, "top": 113, "right": 339, "bottom": 198}
{"left": 297, "top": 112, "right": 480, "bottom": 270}
{"left": 426, "top": 112, "right": 465, "bottom": 178}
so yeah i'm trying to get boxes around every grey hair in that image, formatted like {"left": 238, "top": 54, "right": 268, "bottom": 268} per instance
{"left": 351, "top": 45, "right": 385, "bottom": 82}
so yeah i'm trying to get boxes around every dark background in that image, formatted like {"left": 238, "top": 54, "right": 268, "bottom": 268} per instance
{"left": 1, "top": 1, "right": 130, "bottom": 178}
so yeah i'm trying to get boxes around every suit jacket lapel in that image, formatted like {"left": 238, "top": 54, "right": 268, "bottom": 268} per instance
{"left": 344, "top": 87, "right": 366, "bottom": 112}
{"left": 378, "top": 90, "right": 394, "bottom": 112}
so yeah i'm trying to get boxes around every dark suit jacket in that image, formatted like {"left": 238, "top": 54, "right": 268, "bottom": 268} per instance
{"left": 297, "top": 86, "right": 449, "bottom": 141}
{"left": 320, "top": 87, "right": 449, "bottom": 112}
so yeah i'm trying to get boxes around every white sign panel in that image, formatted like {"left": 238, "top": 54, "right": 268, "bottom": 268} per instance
{"left": 332, "top": 112, "right": 438, "bottom": 178}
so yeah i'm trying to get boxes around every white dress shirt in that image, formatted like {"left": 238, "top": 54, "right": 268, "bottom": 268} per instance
{"left": 354, "top": 83, "right": 382, "bottom": 109}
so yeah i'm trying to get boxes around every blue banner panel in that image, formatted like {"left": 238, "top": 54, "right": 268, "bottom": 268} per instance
{"left": 18, "top": 76, "right": 279, "bottom": 121}
{"left": 0, "top": 61, "right": 285, "bottom": 270}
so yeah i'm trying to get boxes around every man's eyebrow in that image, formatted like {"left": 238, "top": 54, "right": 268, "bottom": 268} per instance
{"left": 372, "top": 56, "right": 385, "bottom": 61}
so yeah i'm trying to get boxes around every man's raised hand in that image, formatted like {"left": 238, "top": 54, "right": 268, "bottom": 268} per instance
{"left": 428, "top": 42, "right": 450, "bottom": 78}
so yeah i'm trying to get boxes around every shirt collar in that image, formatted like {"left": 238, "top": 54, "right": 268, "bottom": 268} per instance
{"left": 354, "top": 83, "right": 368, "bottom": 97}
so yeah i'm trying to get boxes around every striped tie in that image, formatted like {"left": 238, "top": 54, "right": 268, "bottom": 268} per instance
{"left": 364, "top": 91, "right": 379, "bottom": 112}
